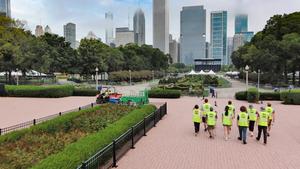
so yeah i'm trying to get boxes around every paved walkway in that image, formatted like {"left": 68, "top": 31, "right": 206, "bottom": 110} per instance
{"left": 118, "top": 97, "right": 300, "bottom": 169}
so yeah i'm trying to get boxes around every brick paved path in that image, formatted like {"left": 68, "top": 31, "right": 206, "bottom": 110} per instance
{"left": 118, "top": 97, "right": 300, "bottom": 169}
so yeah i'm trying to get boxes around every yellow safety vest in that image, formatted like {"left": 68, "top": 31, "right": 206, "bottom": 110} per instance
{"left": 223, "top": 112, "right": 232, "bottom": 126}
{"left": 248, "top": 108, "right": 257, "bottom": 121}
{"left": 258, "top": 111, "right": 269, "bottom": 127}
{"left": 202, "top": 103, "right": 211, "bottom": 116}
{"left": 228, "top": 105, "right": 235, "bottom": 114}
{"left": 266, "top": 106, "right": 273, "bottom": 120}
{"left": 207, "top": 111, "right": 217, "bottom": 126}
{"left": 238, "top": 112, "right": 249, "bottom": 127}
{"left": 193, "top": 109, "right": 201, "bottom": 123}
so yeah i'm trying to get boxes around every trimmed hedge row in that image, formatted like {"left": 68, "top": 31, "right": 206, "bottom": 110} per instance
{"left": 247, "top": 88, "right": 259, "bottom": 103}
{"left": 32, "top": 105, "right": 156, "bottom": 169}
{"left": 149, "top": 89, "right": 181, "bottom": 98}
{"left": 4, "top": 85, "right": 74, "bottom": 98}
{"left": 281, "top": 89, "right": 300, "bottom": 105}
{"left": 73, "top": 88, "right": 98, "bottom": 96}
{"left": 235, "top": 91, "right": 281, "bottom": 101}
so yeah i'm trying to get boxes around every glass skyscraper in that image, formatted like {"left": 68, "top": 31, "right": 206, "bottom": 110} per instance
{"left": 235, "top": 14, "right": 248, "bottom": 34}
{"left": 211, "top": 11, "right": 227, "bottom": 65}
{"left": 0, "top": 0, "right": 10, "bottom": 17}
{"left": 133, "top": 8, "right": 145, "bottom": 46}
{"left": 64, "top": 23, "right": 76, "bottom": 49}
{"left": 180, "top": 6, "right": 206, "bottom": 65}
{"left": 105, "top": 12, "right": 114, "bottom": 45}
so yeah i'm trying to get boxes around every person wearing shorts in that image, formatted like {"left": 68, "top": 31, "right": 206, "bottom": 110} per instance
{"left": 201, "top": 99, "right": 211, "bottom": 132}
{"left": 222, "top": 106, "right": 233, "bottom": 140}
{"left": 206, "top": 107, "right": 217, "bottom": 139}
{"left": 266, "top": 103, "right": 275, "bottom": 136}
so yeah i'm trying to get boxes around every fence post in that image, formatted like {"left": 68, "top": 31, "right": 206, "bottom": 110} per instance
{"left": 165, "top": 102, "right": 167, "bottom": 115}
{"left": 33, "top": 119, "right": 36, "bottom": 125}
{"left": 91, "top": 103, "right": 94, "bottom": 108}
{"left": 112, "top": 140, "right": 118, "bottom": 168}
{"left": 0, "top": 128, "right": 2, "bottom": 135}
{"left": 159, "top": 107, "right": 162, "bottom": 120}
{"left": 81, "top": 161, "right": 87, "bottom": 169}
{"left": 143, "top": 118, "right": 147, "bottom": 136}
{"left": 153, "top": 111, "right": 156, "bottom": 127}
{"left": 79, "top": 107, "right": 82, "bottom": 111}
{"left": 131, "top": 127, "right": 135, "bottom": 149}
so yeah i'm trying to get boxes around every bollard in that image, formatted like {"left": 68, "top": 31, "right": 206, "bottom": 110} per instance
{"left": 59, "top": 112, "right": 62, "bottom": 116}
{"left": 91, "top": 103, "right": 94, "bottom": 108}
{"left": 33, "top": 119, "right": 36, "bottom": 125}
{"left": 131, "top": 127, "right": 135, "bottom": 149}
{"left": 79, "top": 107, "right": 81, "bottom": 111}
{"left": 143, "top": 118, "right": 147, "bottom": 136}
{"left": 112, "top": 140, "right": 118, "bottom": 168}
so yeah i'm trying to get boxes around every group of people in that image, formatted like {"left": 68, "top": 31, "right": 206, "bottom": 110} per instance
{"left": 192, "top": 99, "right": 275, "bottom": 145}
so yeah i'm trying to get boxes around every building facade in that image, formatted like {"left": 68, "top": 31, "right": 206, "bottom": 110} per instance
{"left": 35, "top": 25, "right": 44, "bottom": 37}
{"left": 211, "top": 11, "right": 228, "bottom": 65}
{"left": 205, "top": 42, "right": 211, "bottom": 58}
{"left": 64, "top": 23, "right": 76, "bottom": 48}
{"left": 133, "top": 8, "right": 145, "bottom": 46}
{"left": 153, "top": 0, "right": 169, "bottom": 54}
{"left": 0, "top": 0, "right": 10, "bottom": 17}
{"left": 44, "top": 25, "right": 52, "bottom": 34}
{"left": 169, "top": 35, "right": 178, "bottom": 63}
{"left": 180, "top": 6, "right": 206, "bottom": 65}
{"left": 235, "top": 14, "right": 248, "bottom": 34}
{"left": 242, "top": 31, "right": 254, "bottom": 42}
{"left": 227, "top": 37, "right": 233, "bottom": 65}
{"left": 233, "top": 34, "right": 245, "bottom": 51}
{"left": 105, "top": 12, "right": 114, "bottom": 45}
{"left": 115, "top": 27, "right": 135, "bottom": 47}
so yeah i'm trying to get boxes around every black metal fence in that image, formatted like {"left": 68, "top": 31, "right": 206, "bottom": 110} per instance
{"left": 0, "top": 103, "right": 96, "bottom": 136}
{"left": 77, "top": 103, "right": 167, "bottom": 169}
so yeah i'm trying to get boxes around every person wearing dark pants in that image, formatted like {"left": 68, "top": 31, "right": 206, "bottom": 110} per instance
{"left": 193, "top": 105, "right": 201, "bottom": 136}
{"left": 247, "top": 105, "right": 258, "bottom": 137}
{"left": 256, "top": 107, "right": 269, "bottom": 144}
{"left": 237, "top": 106, "right": 249, "bottom": 144}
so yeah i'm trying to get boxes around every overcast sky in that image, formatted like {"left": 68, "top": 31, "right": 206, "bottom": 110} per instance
{"left": 11, "top": 0, "right": 300, "bottom": 44}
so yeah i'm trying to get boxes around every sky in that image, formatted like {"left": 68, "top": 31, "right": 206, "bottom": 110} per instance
{"left": 11, "top": 0, "right": 300, "bottom": 44}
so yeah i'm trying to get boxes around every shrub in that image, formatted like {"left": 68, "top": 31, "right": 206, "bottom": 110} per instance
{"left": 235, "top": 91, "right": 247, "bottom": 100}
{"left": 149, "top": 89, "right": 181, "bottom": 98}
{"left": 73, "top": 88, "right": 98, "bottom": 96}
{"left": 280, "top": 89, "right": 300, "bottom": 105}
{"left": 4, "top": 85, "right": 74, "bottom": 98}
{"left": 247, "top": 88, "right": 259, "bottom": 103}
{"left": 260, "top": 92, "right": 281, "bottom": 100}
{"left": 32, "top": 105, "right": 156, "bottom": 169}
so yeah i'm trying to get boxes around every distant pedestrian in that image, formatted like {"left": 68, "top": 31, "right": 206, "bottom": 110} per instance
{"left": 237, "top": 106, "right": 249, "bottom": 144}
{"left": 247, "top": 105, "right": 258, "bottom": 137}
{"left": 192, "top": 105, "right": 201, "bottom": 136}
{"left": 222, "top": 106, "right": 233, "bottom": 140}
{"left": 266, "top": 103, "right": 275, "bottom": 136}
{"left": 207, "top": 107, "right": 218, "bottom": 139}
{"left": 256, "top": 107, "right": 269, "bottom": 145}
{"left": 201, "top": 99, "right": 211, "bottom": 132}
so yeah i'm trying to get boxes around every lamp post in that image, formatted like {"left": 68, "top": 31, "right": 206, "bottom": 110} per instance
{"left": 95, "top": 67, "right": 99, "bottom": 90}
{"left": 258, "top": 69, "right": 261, "bottom": 92}
{"left": 245, "top": 65, "right": 249, "bottom": 91}
{"left": 152, "top": 70, "right": 155, "bottom": 83}
{"left": 129, "top": 70, "right": 132, "bottom": 86}
{"left": 16, "top": 68, "right": 19, "bottom": 86}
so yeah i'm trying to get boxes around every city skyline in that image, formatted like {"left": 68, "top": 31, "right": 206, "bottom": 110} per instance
{"left": 10, "top": 0, "right": 300, "bottom": 44}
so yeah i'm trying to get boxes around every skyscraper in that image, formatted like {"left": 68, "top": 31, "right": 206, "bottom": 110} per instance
{"left": 0, "top": 0, "right": 10, "bottom": 18}
{"left": 44, "top": 25, "right": 52, "bottom": 34}
{"left": 235, "top": 14, "right": 248, "bottom": 34}
{"left": 169, "top": 35, "right": 178, "bottom": 63}
{"left": 64, "top": 23, "right": 76, "bottom": 48}
{"left": 233, "top": 34, "right": 245, "bottom": 51}
{"left": 105, "top": 12, "right": 114, "bottom": 45}
{"left": 227, "top": 37, "right": 233, "bottom": 65}
{"left": 133, "top": 8, "right": 145, "bottom": 46}
{"left": 35, "top": 25, "right": 44, "bottom": 37}
{"left": 180, "top": 6, "right": 206, "bottom": 65}
{"left": 153, "top": 0, "right": 169, "bottom": 54}
{"left": 211, "top": 11, "right": 228, "bottom": 65}
{"left": 115, "top": 27, "right": 135, "bottom": 47}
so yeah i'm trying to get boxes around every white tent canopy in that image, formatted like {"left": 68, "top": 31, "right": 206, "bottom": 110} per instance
{"left": 0, "top": 70, "right": 47, "bottom": 77}
{"left": 207, "top": 70, "right": 216, "bottom": 75}
{"left": 187, "top": 70, "right": 197, "bottom": 75}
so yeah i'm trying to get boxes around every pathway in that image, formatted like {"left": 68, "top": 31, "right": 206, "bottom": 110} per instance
{"left": 117, "top": 97, "right": 300, "bottom": 169}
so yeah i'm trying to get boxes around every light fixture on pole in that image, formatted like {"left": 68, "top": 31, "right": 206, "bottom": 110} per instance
{"left": 16, "top": 68, "right": 19, "bottom": 86}
{"left": 245, "top": 65, "right": 250, "bottom": 91}
{"left": 152, "top": 70, "right": 155, "bottom": 83}
{"left": 258, "top": 69, "right": 261, "bottom": 91}
{"left": 129, "top": 70, "right": 132, "bottom": 86}
{"left": 95, "top": 67, "right": 99, "bottom": 90}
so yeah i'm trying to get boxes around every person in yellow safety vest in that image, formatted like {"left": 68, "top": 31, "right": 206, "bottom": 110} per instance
{"left": 192, "top": 105, "right": 202, "bottom": 136}
{"left": 237, "top": 106, "right": 249, "bottom": 144}
{"left": 227, "top": 101, "right": 236, "bottom": 118}
{"left": 222, "top": 106, "right": 233, "bottom": 141}
{"left": 201, "top": 99, "right": 211, "bottom": 132}
{"left": 206, "top": 107, "right": 217, "bottom": 139}
{"left": 266, "top": 103, "right": 275, "bottom": 137}
{"left": 247, "top": 105, "right": 258, "bottom": 137}
{"left": 256, "top": 107, "right": 270, "bottom": 145}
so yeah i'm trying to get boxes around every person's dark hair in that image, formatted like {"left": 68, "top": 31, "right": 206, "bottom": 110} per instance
{"left": 240, "top": 106, "right": 247, "bottom": 112}
{"left": 225, "top": 106, "right": 229, "bottom": 116}
{"left": 194, "top": 105, "right": 199, "bottom": 109}
{"left": 205, "top": 99, "right": 208, "bottom": 103}
{"left": 228, "top": 101, "right": 232, "bottom": 105}
{"left": 267, "top": 103, "right": 271, "bottom": 107}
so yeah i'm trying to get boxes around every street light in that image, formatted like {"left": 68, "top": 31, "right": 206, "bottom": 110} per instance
{"left": 258, "top": 69, "right": 261, "bottom": 92}
{"left": 245, "top": 65, "right": 250, "bottom": 90}
{"left": 129, "top": 70, "right": 132, "bottom": 86}
{"left": 16, "top": 68, "right": 19, "bottom": 86}
{"left": 95, "top": 67, "right": 99, "bottom": 90}
{"left": 152, "top": 70, "right": 155, "bottom": 83}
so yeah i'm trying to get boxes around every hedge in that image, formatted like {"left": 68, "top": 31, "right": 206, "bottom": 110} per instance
{"left": 73, "top": 88, "right": 98, "bottom": 96}
{"left": 235, "top": 91, "right": 247, "bottom": 100}
{"left": 236, "top": 91, "right": 281, "bottom": 101}
{"left": 4, "top": 85, "right": 74, "bottom": 98}
{"left": 32, "top": 105, "right": 156, "bottom": 169}
{"left": 281, "top": 89, "right": 300, "bottom": 105}
{"left": 247, "top": 88, "right": 259, "bottom": 103}
{"left": 149, "top": 89, "right": 181, "bottom": 98}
